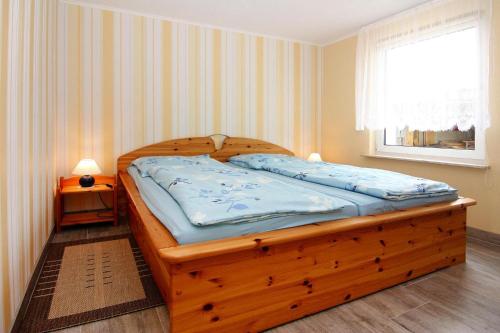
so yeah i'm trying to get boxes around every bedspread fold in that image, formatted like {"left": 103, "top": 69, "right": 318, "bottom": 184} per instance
{"left": 133, "top": 156, "right": 348, "bottom": 226}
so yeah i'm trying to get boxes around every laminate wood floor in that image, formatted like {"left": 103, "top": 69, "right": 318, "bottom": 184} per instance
{"left": 51, "top": 224, "right": 500, "bottom": 333}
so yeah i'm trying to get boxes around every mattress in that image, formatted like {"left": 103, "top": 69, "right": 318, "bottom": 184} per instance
{"left": 128, "top": 163, "right": 458, "bottom": 245}
{"left": 128, "top": 166, "right": 358, "bottom": 244}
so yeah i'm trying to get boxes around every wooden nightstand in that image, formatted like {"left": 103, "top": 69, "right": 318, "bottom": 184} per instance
{"left": 55, "top": 175, "right": 118, "bottom": 232}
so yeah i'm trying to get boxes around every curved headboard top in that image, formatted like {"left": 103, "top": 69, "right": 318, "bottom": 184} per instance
{"left": 210, "top": 136, "right": 294, "bottom": 161}
{"left": 117, "top": 136, "right": 294, "bottom": 173}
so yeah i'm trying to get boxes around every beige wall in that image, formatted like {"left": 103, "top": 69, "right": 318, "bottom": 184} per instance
{"left": 322, "top": 1, "right": 500, "bottom": 234}
{"left": 57, "top": 3, "right": 323, "bottom": 177}
{"left": 0, "top": 1, "right": 57, "bottom": 331}
{"left": 0, "top": 3, "right": 323, "bottom": 329}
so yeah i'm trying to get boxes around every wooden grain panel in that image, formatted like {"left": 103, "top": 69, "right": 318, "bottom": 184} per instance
{"left": 167, "top": 210, "right": 466, "bottom": 332}
{"left": 61, "top": 185, "right": 114, "bottom": 194}
{"left": 211, "top": 137, "right": 294, "bottom": 161}
{"left": 127, "top": 198, "right": 174, "bottom": 307}
{"left": 116, "top": 136, "right": 294, "bottom": 172}
{"left": 60, "top": 175, "right": 116, "bottom": 188}
{"left": 167, "top": 210, "right": 465, "bottom": 303}
{"left": 175, "top": 247, "right": 463, "bottom": 333}
{"left": 61, "top": 211, "right": 114, "bottom": 225}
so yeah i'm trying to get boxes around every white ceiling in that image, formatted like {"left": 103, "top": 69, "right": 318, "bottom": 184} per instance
{"left": 69, "top": 0, "right": 431, "bottom": 45}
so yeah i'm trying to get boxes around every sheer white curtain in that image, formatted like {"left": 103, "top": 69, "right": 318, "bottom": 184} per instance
{"left": 355, "top": 0, "right": 492, "bottom": 132}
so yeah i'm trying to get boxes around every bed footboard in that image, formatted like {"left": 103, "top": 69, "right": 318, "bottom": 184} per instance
{"left": 158, "top": 203, "right": 470, "bottom": 333}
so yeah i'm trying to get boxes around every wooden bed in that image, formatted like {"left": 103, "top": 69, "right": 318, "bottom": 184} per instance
{"left": 117, "top": 136, "right": 475, "bottom": 333}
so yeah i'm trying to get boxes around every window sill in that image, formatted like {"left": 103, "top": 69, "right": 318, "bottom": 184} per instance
{"left": 363, "top": 153, "right": 490, "bottom": 169}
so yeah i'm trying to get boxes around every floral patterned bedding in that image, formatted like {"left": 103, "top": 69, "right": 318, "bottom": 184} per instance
{"left": 131, "top": 156, "right": 349, "bottom": 226}
{"left": 229, "top": 154, "right": 457, "bottom": 201}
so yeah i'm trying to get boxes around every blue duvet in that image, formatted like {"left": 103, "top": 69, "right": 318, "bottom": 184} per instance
{"left": 131, "top": 156, "right": 349, "bottom": 226}
{"left": 229, "top": 154, "right": 457, "bottom": 201}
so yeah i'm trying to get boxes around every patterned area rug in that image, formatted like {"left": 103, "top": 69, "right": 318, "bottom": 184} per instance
{"left": 19, "top": 234, "right": 164, "bottom": 332}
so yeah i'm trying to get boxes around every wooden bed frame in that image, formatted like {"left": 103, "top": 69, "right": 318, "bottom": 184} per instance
{"left": 117, "top": 136, "right": 475, "bottom": 333}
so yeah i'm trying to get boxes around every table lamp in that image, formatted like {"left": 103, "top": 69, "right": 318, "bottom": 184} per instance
{"left": 72, "top": 159, "right": 102, "bottom": 187}
{"left": 307, "top": 153, "right": 322, "bottom": 162}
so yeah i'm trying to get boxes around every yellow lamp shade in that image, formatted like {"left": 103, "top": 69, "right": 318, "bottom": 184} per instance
{"left": 307, "top": 153, "right": 322, "bottom": 162}
{"left": 72, "top": 159, "right": 102, "bottom": 176}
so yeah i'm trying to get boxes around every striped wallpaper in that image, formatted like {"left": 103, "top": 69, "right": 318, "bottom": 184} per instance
{"left": 57, "top": 3, "right": 323, "bottom": 175}
{"left": 1, "top": 1, "right": 324, "bottom": 330}
{"left": 0, "top": 0, "right": 58, "bottom": 331}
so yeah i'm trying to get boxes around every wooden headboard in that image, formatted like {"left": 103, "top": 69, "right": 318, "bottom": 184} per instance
{"left": 117, "top": 136, "right": 294, "bottom": 173}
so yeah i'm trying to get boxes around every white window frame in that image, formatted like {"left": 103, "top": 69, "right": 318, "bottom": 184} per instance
{"left": 374, "top": 129, "right": 487, "bottom": 165}
{"left": 370, "top": 18, "right": 488, "bottom": 167}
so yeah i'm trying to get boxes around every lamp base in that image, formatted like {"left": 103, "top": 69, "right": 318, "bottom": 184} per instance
{"left": 79, "top": 175, "right": 95, "bottom": 187}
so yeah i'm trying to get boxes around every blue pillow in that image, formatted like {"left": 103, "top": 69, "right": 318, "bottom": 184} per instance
{"left": 131, "top": 155, "right": 212, "bottom": 177}
{"left": 228, "top": 154, "right": 292, "bottom": 170}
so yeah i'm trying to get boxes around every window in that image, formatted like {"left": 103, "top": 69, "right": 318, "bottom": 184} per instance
{"left": 378, "top": 26, "right": 485, "bottom": 161}
{"left": 355, "top": 0, "right": 491, "bottom": 165}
